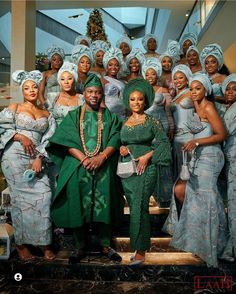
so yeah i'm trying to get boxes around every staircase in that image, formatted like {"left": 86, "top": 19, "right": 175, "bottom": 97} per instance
{"left": 0, "top": 195, "right": 235, "bottom": 293}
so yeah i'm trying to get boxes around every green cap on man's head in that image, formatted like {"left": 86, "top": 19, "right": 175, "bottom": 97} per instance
{"left": 84, "top": 73, "right": 103, "bottom": 89}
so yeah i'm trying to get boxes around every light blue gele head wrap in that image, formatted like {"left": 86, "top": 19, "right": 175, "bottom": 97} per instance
{"left": 103, "top": 47, "right": 123, "bottom": 69}
{"left": 91, "top": 40, "right": 110, "bottom": 57}
{"left": 142, "top": 57, "right": 162, "bottom": 80}
{"left": 142, "top": 34, "right": 158, "bottom": 51}
{"left": 57, "top": 61, "right": 78, "bottom": 83}
{"left": 172, "top": 64, "right": 192, "bottom": 81}
{"left": 46, "top": 45, "right": 65, "bottom": 60}
{"left": 116, "top": 36, "right": 132, "bottom": 50}
{"left": 221, "top": 73, "right": 236, "bottom": 94}
{"left": 159, "top": 53, "right": 177, "bottom": 69}
{"left": 189, "top": 73, "right": 212, "bottom": 95}
{"left": 186, "top": 45, "right": 199, "bottom": 58}
{"left": 71, "top": 45, "right": 93, "bottom": 65}
{"left": 126, "top": 48, "right": 145, "bottom": 68}
{"left": 167, "top": 40, "right": 181, "bottom": 58}
{"left": 180, "top": 32, "right": 198, "bottom": 47}
{"left": 200, "top": 43, "right": 224, "bottom": 70}
{"left": 12, "top": 70, "right": 43, "bottom": 88}
{"left": 74, "top": 35, "right": 91, "bottom": 47}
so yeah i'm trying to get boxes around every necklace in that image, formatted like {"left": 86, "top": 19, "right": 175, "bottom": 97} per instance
{"left": 79, "top": 104, "right": 103, "bottom": 157}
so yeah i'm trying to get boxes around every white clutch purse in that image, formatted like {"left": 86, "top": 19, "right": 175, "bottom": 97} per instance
{"left": 179, "top": 150, "right": 190, "bottom": 181}
{"left": 116, "top": 151, "right": 137, "bottom": 178}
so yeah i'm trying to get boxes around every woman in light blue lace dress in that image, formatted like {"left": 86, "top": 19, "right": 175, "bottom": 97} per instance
{"left": 39, "top": 45, "right": 65, "bottom": 105}
{"left": 200, "top": 43, "right": 227, "bottom": 103}
{"left": 220, "top": 74, "right": 236, "bottom": 261}
{"left": 101, "top": 48, "right": 126, "bottom": 120}
{"left": 46, "top": 61, "right": 83, "bottom": 126}
{"left": 163, "top": 73, "right": 228, "bottom": 268}
{"left": 0, "top": 70, "right": 56, "bottom": 260}
{"left": 171, "top": 64, "right": 194, "bottom": 181}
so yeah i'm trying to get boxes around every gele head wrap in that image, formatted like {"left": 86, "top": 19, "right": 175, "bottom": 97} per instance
{"left": 123, "top": 77, "right": 155, "bottom": 110}
{"left": 12, "top": 70, "right": 43, "bottom": 88}
{"left": 116, "top": 36, "right": 132, "bottom": 51}
{"left": 200, "top": 43, "right": 224, "bottom": 70}
{"left": 186, "top": 45, "right": 199, "bottom": 58}
{"left": 180, "top": 32, "right": 198, "bottom": 48}
{"left": 91, "top": 40, "right": 110, "bottom": 58}
{"left": 167, "top": 40, "right": 181, "bottom": 58}
{"left": 142, "top": 34, "right": 158, "bottom": 51}
{"left": 46, "top": 45, "right": 65, "bottom": 60}
{"left": 71, "top": 45, "right": 93, "bottom": 65}
{"left": 57, "top": 61, "right": 78, "bottom": 83}
{"left": 221, "top": 73, "right": 236, "bottom": 94}
{"left": 189, "top": 73, "right": 212, "bottom": 95}
{"left": 172, "top": 64, "right": 192, "bottom": 81}
{"left": 74, "top": 35, "right": 91, "bottom": 47}
{"left": 142, "top": 57, "right": 162, "bottom": 80}
{"left": 159, "top": 52, "right": 178, "bottom": 68}
{"left": 84, "top": 73, "right": 103, "bottom": 89}
{"left": 125, "top": 49, "right": 145, "bottom": 69}
{"left": 103, "top": 47, "right": 123, "bottom": 69}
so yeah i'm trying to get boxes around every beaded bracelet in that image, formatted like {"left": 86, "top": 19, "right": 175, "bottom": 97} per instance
{"left": 80, "top": 156, "right": 88, "bottom": 164}
{"left": 100, "top": 152, "right": 108, "bottom": 160}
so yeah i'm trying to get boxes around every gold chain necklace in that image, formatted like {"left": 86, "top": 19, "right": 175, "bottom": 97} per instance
{"left": 79, "top": 104, "right": 103, "bottom": 157}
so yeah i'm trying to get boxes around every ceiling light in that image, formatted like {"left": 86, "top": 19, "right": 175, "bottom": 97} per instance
{"left": 185, "top": 10, "right": 190, "bottom": 17}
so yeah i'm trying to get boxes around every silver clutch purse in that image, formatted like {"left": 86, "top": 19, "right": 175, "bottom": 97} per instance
{"left": 116, "top": 151, "right": 137, "bottom": 178}
{"left": 179, "top": 150, "right": 190, "bottom": 181}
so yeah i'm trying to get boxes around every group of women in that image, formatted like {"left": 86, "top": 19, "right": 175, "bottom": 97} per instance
{"left": 0, "top": 31, "right": 236, "bottom": 268}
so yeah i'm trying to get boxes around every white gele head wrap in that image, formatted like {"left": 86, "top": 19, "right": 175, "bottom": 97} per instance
{"left": 142, "top": 57, "right": 162, "bottom": 80}
{"left": 186, "top": 45, "right": 199, "bottom": 58}
{"left": 74, "top": 35, "right": 91, "bottom": 47}
{"left": 189, "top": 73, "right": 212, "bottom": 95}
{"left": 91, "top": 40, "right": 110, "bottom": 58}
{"left": 172, "top": 64, "right": 193, "bottom": 81}
{"left": 180, "top": 32, "right": 198, "bottom": 48}
{"left": 142, "top": 34, "right": 158, "bottom": 51}
{"left": 116, "top": 36, "right": 132, "bottom": 51}
{"left": 57, "top": 61, "right": 78, "bottom": 83}
{"left": 71, "top": 45, "right": 93, "bottom": 65}
{"left": 12, "top": 70, "right": 43, "bottom": 89}
{"left": 46, "top": 45, "right": 65, "bottom": 60}
{"left": 221, "top": 73, "right": 236, "bottom": 94}
{"left": 103, "top": 47, "right": 123, "bottom": 69}
{"left": 200, "top": 43, "right": 224, "bottom": 70}
{"left": 126, "top": 48, "right": 145, "bottom": 68}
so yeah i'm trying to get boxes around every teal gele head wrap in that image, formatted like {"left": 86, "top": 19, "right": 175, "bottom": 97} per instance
{"left": 74, "top": 35, "right": 91, "bottom": 47}
{"left": 123, "top": 78, "right": 155, "bottom": 110}
{"left": 142, "top": 34, "right": 158, "bottom": 51}
{"left": 116, "top": 36, "right": 132, "bottom": 51}
{"left": 172, "top": 64, "right": 192, "bottom": 81}
{"left": 12, "top": 70, "right": 43, "bottom": 89}
{"left": 83, "top": 73, "right": 103, "bottom": 89}
{"left": 221, "top": 73, "right": 236, "bottom": 94}
{"left": 186, "top": 45, "right": 199, "bottom": 58}
{"left": 180, "top": 32, "right": 198, "bottom": 48}
{"left": 71, "top": 44, "right": 93, "bottom": 65}
{"left": 46, "top": 45, "right": 65, "bottom": 60}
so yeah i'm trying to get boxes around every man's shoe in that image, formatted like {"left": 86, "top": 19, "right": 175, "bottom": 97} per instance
{"left": 130, "top": 258, "right": 145, "bottom": 266}
{"left": 68, "top": 249, "right": 86, "bottom": 264}
{"left": 101, "top": 247, "right": 122, "bottom": 262}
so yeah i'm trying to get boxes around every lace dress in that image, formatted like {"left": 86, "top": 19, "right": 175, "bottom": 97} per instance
{"left": 0, "top": 108, "right": 56, "bottom": 245}
{"left": 163, "top": 116, "right": 228, "bottom": 267}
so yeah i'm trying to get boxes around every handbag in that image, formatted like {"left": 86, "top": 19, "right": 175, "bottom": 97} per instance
{"left": 116, "top": 151, "right": 137, "bottom": 178}
{"left": 179, "top": 150, "right": 190, "bottom": 180}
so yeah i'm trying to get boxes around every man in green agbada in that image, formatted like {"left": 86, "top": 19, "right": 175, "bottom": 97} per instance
{"left": 46, "top": 73, "right": 124, "bottom": 262}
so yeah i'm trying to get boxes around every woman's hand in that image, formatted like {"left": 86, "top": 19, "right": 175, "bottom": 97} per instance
{"left": 120, "top": 146, "right": 129, "bottom": 157}
{"left": 135, "top": 153, "right": 151, "bottom": 175}
{"left": 82, "top": 154, "right": 106, "bottom": 172}
{"left": 31, "top": 157, "right": 42, "bottom": 173}
{"left": 182, "top": 140, "right": 199, "bottom": 152}
{"left": 15, "top": 134, "right": 36, "bottom": 156}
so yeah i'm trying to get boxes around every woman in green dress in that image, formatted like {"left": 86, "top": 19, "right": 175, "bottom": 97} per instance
{"left": 119, "top": 78, "right": 172, "bottom": 264}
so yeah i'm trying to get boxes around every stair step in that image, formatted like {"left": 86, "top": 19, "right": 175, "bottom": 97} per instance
{"left": 124, "top": 206, "right": 169, "bottom": 215}
{"left": 113, "top": 237, "right": 179, "bottom": 252}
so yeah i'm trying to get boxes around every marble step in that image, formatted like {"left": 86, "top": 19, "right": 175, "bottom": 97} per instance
{"left": 113, "top": 237, "right": 179, "bottom": 252}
